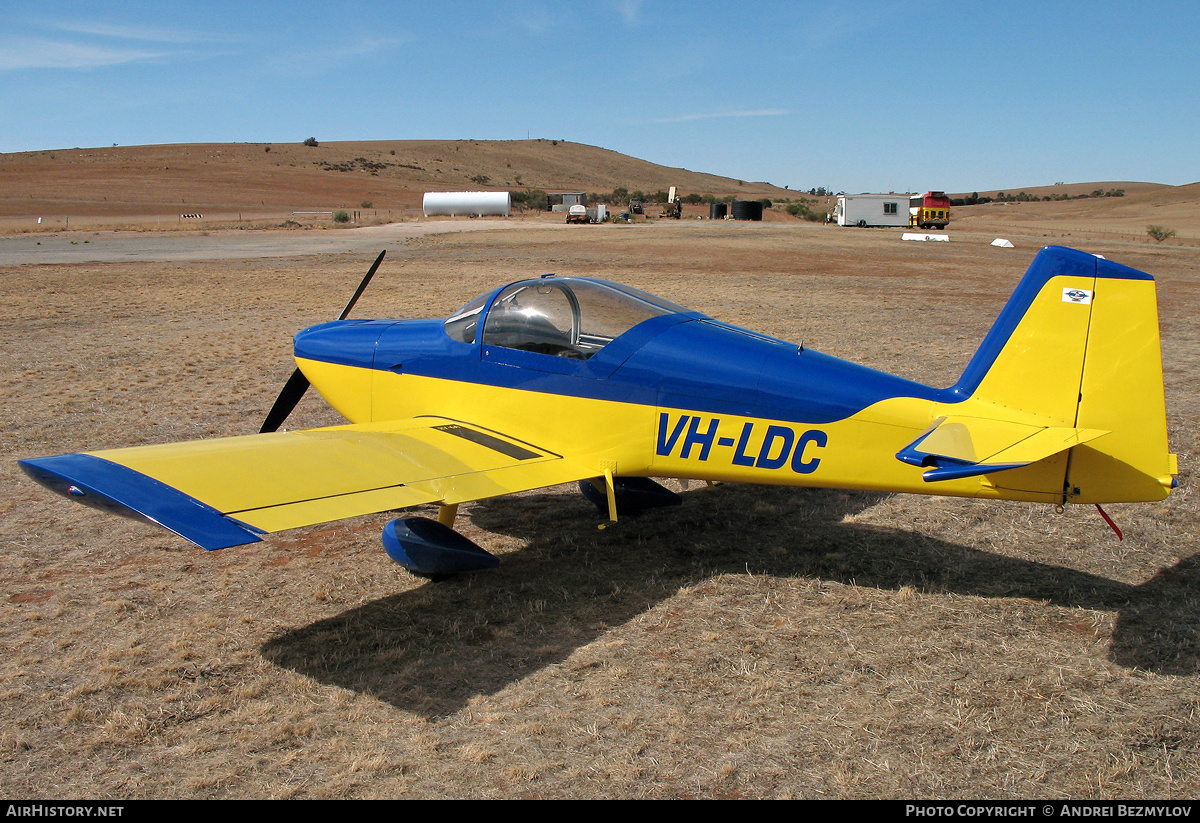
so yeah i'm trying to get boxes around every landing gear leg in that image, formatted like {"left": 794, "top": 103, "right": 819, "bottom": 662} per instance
{"left": 578, "top": 473, "right": 683, "bottom": 526}
{"left": 600, "top": 464, "right": 618, "bottom": 529}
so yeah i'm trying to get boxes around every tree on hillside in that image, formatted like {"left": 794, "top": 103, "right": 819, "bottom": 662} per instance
{"left": 509, "top": 189, "right": 548, "bottom": 212}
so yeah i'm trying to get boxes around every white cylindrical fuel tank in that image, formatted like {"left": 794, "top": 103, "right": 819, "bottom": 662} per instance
{"left": 422, "top": 191, "right": 511, "bottom": 217}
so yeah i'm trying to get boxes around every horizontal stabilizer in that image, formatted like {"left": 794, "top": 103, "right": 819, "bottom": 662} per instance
{"left": 896, "top": 416, "right": 1109, "bottom": 483}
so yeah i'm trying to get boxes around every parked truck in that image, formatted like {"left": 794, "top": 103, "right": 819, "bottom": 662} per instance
{"left": 908, "top": 191, "right": 951, "bottom": 230}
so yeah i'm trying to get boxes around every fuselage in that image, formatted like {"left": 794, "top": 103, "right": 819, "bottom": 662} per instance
{"left": 290, "top": 276, "right": 1073, "bottom": 503}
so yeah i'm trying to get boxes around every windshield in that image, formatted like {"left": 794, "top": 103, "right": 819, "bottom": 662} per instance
{"left": 443, "top": 292, "right": 489, "bottom": 344}
{"left": 445, "top": 277, "right": 688, "bottom": 357}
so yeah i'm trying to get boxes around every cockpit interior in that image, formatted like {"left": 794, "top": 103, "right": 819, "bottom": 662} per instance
{"left": 443, "top": 277, "right": 689, "bottom": 360}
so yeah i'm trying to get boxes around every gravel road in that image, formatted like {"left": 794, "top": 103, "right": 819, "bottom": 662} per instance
{"left": 0, "top": 219, "right": 559, "bottom": 265}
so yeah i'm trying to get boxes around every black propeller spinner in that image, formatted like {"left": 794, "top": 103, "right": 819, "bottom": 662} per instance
{"left": 259, "top": 249, "right": 387, "bottom": 433}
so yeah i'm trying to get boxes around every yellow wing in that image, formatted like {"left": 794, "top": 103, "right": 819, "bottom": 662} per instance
{"left": 19, "top": 417, "right": 595, "bottom": 549}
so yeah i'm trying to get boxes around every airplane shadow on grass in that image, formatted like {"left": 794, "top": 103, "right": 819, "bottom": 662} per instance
{"left": 262, "top": 482, "right": 1200, "bottom": 716}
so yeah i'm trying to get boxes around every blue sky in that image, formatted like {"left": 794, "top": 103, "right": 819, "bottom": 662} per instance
{"left": 3, "top": 1, "right": 1197, "bottom": 193}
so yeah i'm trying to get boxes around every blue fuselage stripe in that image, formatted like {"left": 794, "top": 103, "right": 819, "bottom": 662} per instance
{"left": 293, "top": 247, "right": 1155, "bottom": 426}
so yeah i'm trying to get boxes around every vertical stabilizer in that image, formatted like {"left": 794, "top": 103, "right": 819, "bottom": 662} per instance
{"left": 951, "top": 247, "right": 1174, "bottom": 503}
{"left": 953, "top": 246, "right": 1098, "bottom": 423}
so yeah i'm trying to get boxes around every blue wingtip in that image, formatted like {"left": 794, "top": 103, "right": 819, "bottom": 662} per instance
{"left": 18, "top": 454, "right": 263, "bottom": 550}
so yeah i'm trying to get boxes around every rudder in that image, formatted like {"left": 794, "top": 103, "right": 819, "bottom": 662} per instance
{"left": 1066, "top": 259, "right": 1174, "bottom": 502}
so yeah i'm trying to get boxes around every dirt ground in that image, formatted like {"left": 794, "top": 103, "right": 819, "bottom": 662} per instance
{"left": 2, "top": 218, "right": 1198, "bottom": 799}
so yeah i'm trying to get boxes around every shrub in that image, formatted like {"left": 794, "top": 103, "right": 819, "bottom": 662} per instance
{"left": 786, "top": 202, "right": 823, "bottom": 221}
{"left": 1147, "top": 225, "right": 1176, "bottom": 242}
{"left": 509, "top": 190, "right": 548, "bottom": 211}
{"left": 303, "top": 137, "right": 319, "bottom": 147}
{"left": 360, "top": 201, "right": 372, "bottom": 209}
{"left": 333, "top": 210, "right": 350, "bottom": 223}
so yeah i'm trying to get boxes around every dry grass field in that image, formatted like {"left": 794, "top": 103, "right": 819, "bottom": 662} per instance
{"left": 1, "top": 145, "right": 1198, "bottom": 798}
{"left": 954, "top": 183, "right": 1200, "bottom": 248}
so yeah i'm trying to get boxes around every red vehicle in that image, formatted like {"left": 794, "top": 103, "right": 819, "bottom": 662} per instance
{"left": 910, "top": 191, "right": 951, "bottom": 230}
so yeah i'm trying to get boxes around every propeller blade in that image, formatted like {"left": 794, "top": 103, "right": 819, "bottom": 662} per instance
{"left": 338, "top": 249, "right": 386, "bottom": 320}
{"left": 260, "top": 367, "right": 311, "bottom": 433}
{"left": 259, "top": 250, "right": 387, "bottom": 433}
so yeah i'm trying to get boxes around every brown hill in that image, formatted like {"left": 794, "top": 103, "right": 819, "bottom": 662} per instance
{"left": 0, "top": 139, "right": 792, "bottom": 229}
{"left": 950, "top": 181, "right": 1200, "bottom": 240}
{"left": 951, "top": 181, "right": 1171, "bottom": 200}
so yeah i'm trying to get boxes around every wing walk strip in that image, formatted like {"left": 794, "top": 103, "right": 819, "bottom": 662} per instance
{"left": 431, "top": 423, "right": 545, "bottom": 460}
{"left": 19, "top": 417, "right": 594, "bottom": 551}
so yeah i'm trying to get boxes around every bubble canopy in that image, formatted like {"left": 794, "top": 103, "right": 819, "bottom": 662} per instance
{"left": 444, "top": 277, "right": 690, "bottom": 359}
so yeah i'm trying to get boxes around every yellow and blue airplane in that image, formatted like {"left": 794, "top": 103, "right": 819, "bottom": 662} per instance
{"left": 19, "top": 246, "right": 1177, "bottom": 578}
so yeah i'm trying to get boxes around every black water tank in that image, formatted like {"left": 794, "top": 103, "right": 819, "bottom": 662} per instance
{"left": 730, "top": 200, "right": 763, "bottom": 221}
{"left": 709, "top": 202, "right": 728, "bottom": 220}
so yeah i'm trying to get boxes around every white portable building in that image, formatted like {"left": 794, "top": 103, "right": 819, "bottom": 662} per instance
{"left": 834, "top": 194, "right": 912, "bottom": 227}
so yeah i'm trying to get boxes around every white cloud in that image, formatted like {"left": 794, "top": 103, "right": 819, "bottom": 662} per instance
{"left": 611, "top": 0, "right": 645, "bottom": 25}
{"left": 0, "top": 16, "right": 230, "bottom": 71}
{"left": 0, "top": 37, "right": 167, "bottom": 70}
{"left": 48, "top": 21, "right": 217, "bottom": 44}
{"left": 510, "top": 5, "right": 556, "bottom": 35}
{"left": 268, "top": 35, "right": 410, "bottom": 76}
{"left": 653, "top": 109, "right": 790, "bottom": 124}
